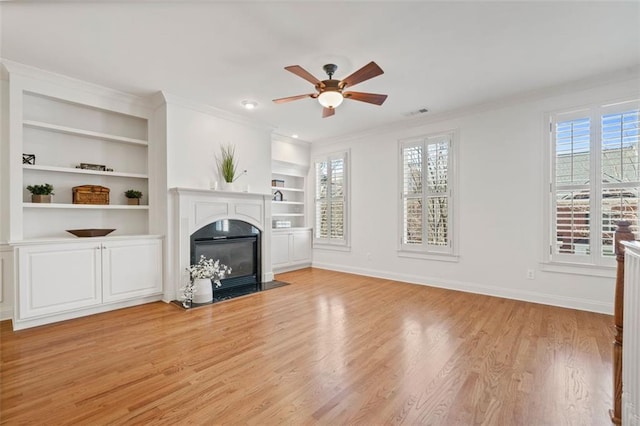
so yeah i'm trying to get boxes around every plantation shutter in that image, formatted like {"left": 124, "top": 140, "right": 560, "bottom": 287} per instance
{"left": 315, "top": 160, "right": 329, "bottom": 239}
{"left": 552, "top": 113, "right": 592, "bottom": 258}
{"left": 401, "top": 135, "right": 452, "bottom": 253}
{"left": 402, "top": 144, "right": 423, "bottom": 245}
{"left": 600, "top": 109, "right": 640, "bottom": 256}
{"left": 314, "top": 152, "right": 347, "bottom": 244}
{"left": 425, "top": 137, "right": 449, "bottom": 247}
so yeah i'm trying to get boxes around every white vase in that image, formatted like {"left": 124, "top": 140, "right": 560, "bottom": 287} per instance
{"left": 192, "top": 278, "right": 213, "bottom": 304}
{"left": 220, "top": 181, "right": 236, "bottom": 191}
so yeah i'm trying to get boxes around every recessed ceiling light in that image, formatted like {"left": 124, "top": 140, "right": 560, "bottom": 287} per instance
{"left": 241, "top": 100, "right": 258, "bottom": 110}
{"left": 292, "top": 134, "right": 299, "bottom": 139}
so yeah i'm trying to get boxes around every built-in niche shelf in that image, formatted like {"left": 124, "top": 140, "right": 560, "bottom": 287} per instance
{"left": 270, "top": 186, "right": 304, "bottom": 193}
{"left": 271, "top": 172, "right": 306, "bottom": 229}
{"left": 23, "top": 203, "right": 149, "bottom": 210}
{"left": 23, "top": 164, "right": 148, "bottom": 179}
{"left": 23, "top": 119, "right": 148, "bottom": 146}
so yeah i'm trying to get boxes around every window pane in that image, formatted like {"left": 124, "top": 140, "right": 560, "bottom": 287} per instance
{"left": 315, "top": 161, "right": 328, "bottom": 200}
{"left": 427, "top": 197, "right": 448, "bottom": 246}
{"left": 556, "top": 118, "right": 590, "bottom": 185}
{"left": 555, "top": 191, "right": 590, "bottom": 255}
{"left": 403, "top": 197, "right": 422, "bottom": 244}
{"left": 314, "top": 155, "right": 347, "bottom": 242}
{"left": 426, "top": 141, "right": 448, "bottom": 193}
{"left": 330, "top": 158, "right": 344, "bottom": 198}
{"left": 403, "top": 146, "right": 422, "bottom": 194}
{"left": 602, "top": 110, "right": 639, "bottom": 183}
{"left": 601, "top": 188, "right": 639, "bottom": 256}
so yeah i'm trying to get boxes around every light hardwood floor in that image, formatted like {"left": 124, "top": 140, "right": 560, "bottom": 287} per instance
{"left": 0, "top": 268, "right": 613, "bottom": 425}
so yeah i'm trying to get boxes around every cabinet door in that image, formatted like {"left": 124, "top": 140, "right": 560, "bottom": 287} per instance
{"left": 291, "top": 230, "right": 312, "bottom": 263}
{"left": 17, "top": 243, "right": 102, "bottom": 319}
{"left": 102, "top": 239, "right": 163, "bottom": 303}
{"left": 271, "top": 232, "right": 291, "bottom": 267}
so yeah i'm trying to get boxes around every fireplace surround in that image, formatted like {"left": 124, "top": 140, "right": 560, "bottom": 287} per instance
{"left": 168, "top": 188, "right": 273, "bottom": 302}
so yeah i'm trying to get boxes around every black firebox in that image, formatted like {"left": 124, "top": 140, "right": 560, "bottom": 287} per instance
{"left": 190, "top": 219, "right": 261, "bottom": 290}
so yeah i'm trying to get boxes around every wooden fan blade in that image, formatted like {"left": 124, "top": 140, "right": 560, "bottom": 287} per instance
{"left": 285, "top": 65, "right": 321, "bottom": 85}
{"left": 272, "top": 93, "right": 317, "bottom": 104}
{"left": 343, "top": 91, "right": 388, "bottom": 105}
{"left": 340, "top": 61, "right": 384, "bottom": 88}
{"left": 322, "top": 107, "right": 335, "bottom": 118}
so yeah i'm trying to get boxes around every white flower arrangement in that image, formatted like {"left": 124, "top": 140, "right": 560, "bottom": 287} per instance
{"left": 180, "top": 255, "right": 231, "bottom": 307}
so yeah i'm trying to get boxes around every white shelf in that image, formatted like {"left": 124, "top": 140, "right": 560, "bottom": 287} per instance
{"left": 272, "top": 213, "right": 304, "bottom": 217}
{"left": 23, "top": 164, "right": 148, "bottom": 179}
{"left": 272, "top": 201, "right": 304, "bottom": 205}
{"left": 23, "top": 203, "right": 149, "bottom": 210}
{"left": 271, "top": 186, "right": 304, "bottom": 192}
{"left": 23, "top": 120, "right": 148, "bottom": 146}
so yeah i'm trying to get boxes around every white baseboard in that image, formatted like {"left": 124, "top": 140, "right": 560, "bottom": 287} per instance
{"left": 0, "top": 307, "right": 14, "bottom": 322}
{"left": 311, "top": 261, "right": 613, "bottom": 315}
{"left": 11, "top": 295, "right": 164, "bottom": 331}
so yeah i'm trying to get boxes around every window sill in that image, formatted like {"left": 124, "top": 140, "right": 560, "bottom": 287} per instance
{"left": 313, "top": 243, "right": 351, "bottom": 252}
{"left": 540, "top": 261, "right": 615, "bottom": 278}
{"left": 397, "top": 250, "right": 459, "bottom": 263}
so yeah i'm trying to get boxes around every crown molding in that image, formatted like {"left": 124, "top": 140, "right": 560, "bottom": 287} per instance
{"left": 271, "top": 132, "right": 311, "bottom": 147}
{"left": 316, "top": 65, "right": 640, "bottom": 146}
{"left": 0, "top": 58, "right": 152, "bottom": 114}
{"left": 161, "top": 91, "right": 275, "bottom": 133}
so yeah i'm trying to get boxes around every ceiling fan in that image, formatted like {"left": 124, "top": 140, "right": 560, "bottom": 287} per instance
{"left": 273, "top": 61, "right": 388, "bottom": 118}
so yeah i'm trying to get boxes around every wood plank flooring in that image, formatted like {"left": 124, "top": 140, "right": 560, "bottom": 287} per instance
{"left": 0, "top": 268, "right": 613, "bottom": 425}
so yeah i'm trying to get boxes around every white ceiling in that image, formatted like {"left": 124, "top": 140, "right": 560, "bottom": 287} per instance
{"left": 2, "top": 1, "right": 639, "bottom": 143}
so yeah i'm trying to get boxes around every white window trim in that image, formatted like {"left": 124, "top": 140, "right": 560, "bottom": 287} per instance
{"left": 542, "top": 97, "right": 639, "bottom": 274}
{"left": 398, "top": 130, "right": 458, "bottom": 260}
{"left": 312, "top": 149, "right": 350, "bottom": 250}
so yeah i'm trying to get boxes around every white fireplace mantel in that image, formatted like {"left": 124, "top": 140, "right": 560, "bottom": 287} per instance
{"left": 166, "top": 187, "right": 273, "bottom": 301}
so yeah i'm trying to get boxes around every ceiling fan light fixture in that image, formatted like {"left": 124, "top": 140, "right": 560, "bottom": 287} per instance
{"left": 318, "top": 91, "right": 344, "bottom": 109}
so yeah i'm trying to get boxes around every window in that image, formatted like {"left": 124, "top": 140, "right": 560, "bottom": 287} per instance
{"left": 548, "top": 100, "right": 639, "bottom": 267}
{"left": 400, "top": 132, "right": 455, "bottom": 256}
{"left": 314, "top": 151, "right": 348, "bottom": 247}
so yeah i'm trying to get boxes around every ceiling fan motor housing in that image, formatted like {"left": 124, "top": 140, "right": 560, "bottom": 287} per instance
{"left": 322, "top": 63, "right": 338, "bottom": 79}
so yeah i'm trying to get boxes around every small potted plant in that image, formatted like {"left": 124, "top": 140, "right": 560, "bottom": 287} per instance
{"left": 124, "top": 189, "right": 143, "bottom": 205}
{"left": 215, "top": 144, "right": 246, "bottom": 191}
{"left": 26, "top": 184, "right": 54, "bottom": 203}
{"left": 181, "top": 255, "right": 232, "bottom": 307}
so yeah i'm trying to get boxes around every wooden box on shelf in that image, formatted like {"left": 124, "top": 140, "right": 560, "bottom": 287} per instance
{"left": 73, "top": 185, "right": 110, "bottom": 205}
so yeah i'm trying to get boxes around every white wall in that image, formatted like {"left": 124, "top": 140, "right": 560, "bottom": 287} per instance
{"left": 165, "top": 96, "right": 272, "bottom": 194}
{"left": 311, "top": 76, "right": 640, "bottom": 314}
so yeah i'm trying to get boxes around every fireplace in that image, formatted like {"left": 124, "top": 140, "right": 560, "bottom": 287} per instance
{"left": 191, "top": 219, "right": 261, "bottom": 289}
{"left": 168, "top": 187, "right": 273, "bottom": 303}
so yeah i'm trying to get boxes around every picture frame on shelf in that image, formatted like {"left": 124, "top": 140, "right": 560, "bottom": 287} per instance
{"left": 22, "top": 154, "right": 36, "bottom": 165}
{"left": 79, "top": 163, "right": 107, "bottom": 171}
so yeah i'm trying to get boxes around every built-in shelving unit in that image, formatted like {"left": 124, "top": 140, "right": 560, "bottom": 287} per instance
{"left": 19, "top": 91, "right": 150, "bottom": 240}
{"left": 271, "top": 173, "right": 306, "bottom": 229}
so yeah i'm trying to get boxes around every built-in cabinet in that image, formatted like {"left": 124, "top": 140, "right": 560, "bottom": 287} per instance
{"left": 3, "top": 61, "right": 163, "bottom": 330}
{"left": 272, "top": 228, "right": 312, "bottom": 272}
{"left": 15, "top": 238, "right": 162, "bottom": 329}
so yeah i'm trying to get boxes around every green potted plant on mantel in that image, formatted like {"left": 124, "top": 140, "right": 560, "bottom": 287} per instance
{"left": 124, "top": 189, "right": 143, "bottom": 205}
{"left": 27, "top": 184, "right": 54, "bottom": 203}
{"left": 215, "top": 144, "right": 247, "bottom": 191}
{"left": 216, "top": 144, "right": 237, "bottom": 190}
